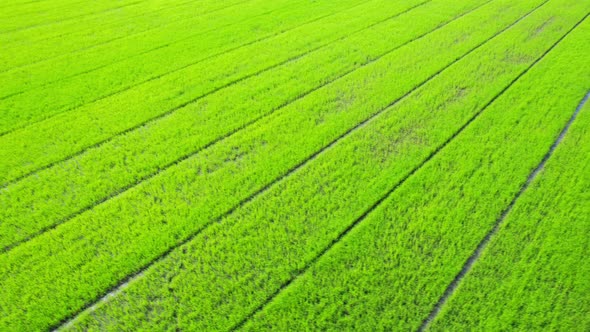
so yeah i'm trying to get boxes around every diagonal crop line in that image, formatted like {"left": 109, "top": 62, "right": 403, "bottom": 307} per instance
{"left": 0, "top": 0, "right": 431, "bottom": 186}
{"left": 2, "top": 0, "right": 87, "bottom": 10}
{"left": 0, "top": 0, "right": 298, "bottom": 75}
{"left": 0, "top": 0, "right": 254, "bottom": 75}
{"left": 0, "top": 0, "right": 95, "bottom": 20}
{"left": 231, "top": 8, "right": 588, "bottom": 332}
{"left": 0, "top": 0, "right": 379, "bottom": 138}
{"left": 0, "top": 0, "right": 148, "bottom": 34}
{"left": 0, "top": 41, "right": 168, "bottom": 100}
{"left": 0, "top": 0, "right": 44, "bottom": 10}
{"left": 417, "top": 89, "right": 590, "bottom": 332}
{"left": 2, "top": 0, "right": 136, "bottom": 20}
{"left": 53, "top": 2, "right": 547, "bottom": 330}
{"left": 0, "top": 0, "right": 181, "bottom": 34}
{"left": 0, "top": 0, "right": 283, "bottom": 98}
{"left": 0, "top": 0, "right": 312, "bottom": 93}
{"left": 1, "top": 0, "right": 234, "bottom": 47}
{"left": 1, "top": 0, "right": 479, "bottom": 254}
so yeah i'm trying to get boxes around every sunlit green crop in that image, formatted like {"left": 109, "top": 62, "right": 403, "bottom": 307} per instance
{"left": 1, "top": 0, "right": 588, "bottom": 330}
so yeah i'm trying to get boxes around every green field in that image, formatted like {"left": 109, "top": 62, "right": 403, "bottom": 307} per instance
{"left": 1, "top": 0, "right": 589, "bottom": 330}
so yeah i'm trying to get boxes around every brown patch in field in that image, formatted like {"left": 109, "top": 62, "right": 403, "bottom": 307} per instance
{"left": 503, "top": 52, "right": 535, "bottom": 65}
{"left": 530, "top": 17, "right": 555, "bottom": 38}
{"left": 450, "top": 86, "right": 468, "bottom": 103}
{"left": 435, "top": 86, "right": 470, "bottom": 112}
{"left": 370, "top": 123, "right": 426, "bottom": 165}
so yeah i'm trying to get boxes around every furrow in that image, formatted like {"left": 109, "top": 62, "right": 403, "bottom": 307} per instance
{"left": 1, "top": 0, "right": 103, "bottom": 21}
{"left": 236, "top": 9, "right": 590, "bottom": 331}
{"left": 0, "top": 0, "right": 389, "bottom": 115}
{"left": 0, "top": 0, "right": 561, "bottom": 329}
{"left": 232, "top": 12, "right": 579, "bottom": 329}
{"left": 418, "top": 88, "right": 590, "bottom": 332}
{"left": 426, "top": 93, "right": 590, "bottom": 331}
{"left": 0, "top": 0, "right": 419, "bottom": 184}
{"left": 0, "top": 0, "right": 445, "bottom": 251}
{"left": 50, "top": 0, "right": 553, "bottom": 328}
{"left": 0, "top": 0, "right": 332, "bottom": 117}
{"left": 0, "top": 0, "right": 253, "bottom": 73}
{"left": 0, "top": 0, "right": 146, "bottom": 34}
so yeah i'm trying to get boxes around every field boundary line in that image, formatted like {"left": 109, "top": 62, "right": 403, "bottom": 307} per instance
{"left": 0, "top": 0, "right": 383, "bottom": 137}
{"left": 0, "top": 0, "right": 254, "bottom": 76}
{"left": 0, "top": 0, "right": 148, "bottom": 35}
{"left": 1, "top": 0, "right": 483, "bottom": 254}
{"left": 417, "top": 88, "right": 590, "bottom": 332}
{"left": 52, "top": 2, "right": 545, "bottom": 330}
{"left": 0, "top": 0, "right": 432, "bottom": 186}
{"left": 230, "top": 6, "right": 586, "bottom": 331}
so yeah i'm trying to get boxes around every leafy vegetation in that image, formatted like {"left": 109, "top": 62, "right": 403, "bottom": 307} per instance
{"left": 239, "top": 15, "right": 590, "bottom": 331}
{"left": 1, "top": 0, "right": 588, "bottom": 330}
{"left": 0, "top": 0, "right": 373, "bottom": 133}
{"left": 5, "top": 0, "right": 537, "bottom": 327}
{"left": 0, "top": 0, "right": 489, "bottom": 253}
{"left": 429, "top": 97, "right": 590, "bottom": 331}
{"left": 0, "top": 0, "right": 253, "bottom": 69}
{"left": 0, "top": 0, "right": 425, "bottom": 182}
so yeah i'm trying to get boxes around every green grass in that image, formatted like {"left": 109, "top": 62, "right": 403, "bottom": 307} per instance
{"left": 0, "top": 0, "right": 420, "bottom": 180}
{"left": 0, "top": 0, "right": 489, "bottom": 255}
{"left": 238, "top": 16, "right": 590, "bottom": 331}
{"left": 0, "top": 0, "right": 371, "bottom": 133}
{"left": 1, "top": 0, "right": 588, "bottom": 330}
{"left": 2, "top": 0, "right": 354, "bottom": 99}
{"left": 428, "top": 96, "right": 590, "bottom": 331}
{"left": 0, "top": 0, "right": 143, "bottom": 33}
{"left": 0, "top": 0, "right": 246, "bottom": 62}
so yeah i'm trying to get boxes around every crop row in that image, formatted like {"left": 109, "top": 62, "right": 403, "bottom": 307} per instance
{"left": 0, "top": 0, "right": 426, "bottom": 184}
{"left": 0, "top": 0, "right": 490, "bottom": 253}
{"left": 429, "top": 93, "right": 590, "bottom": 331}
{"left": 0, "top": 0, "right": 227, "bottom": 50}
{"left": 64, "top": 3, "right": 590, "bottom": 331}
{"left": 0, "top": 0, "right": 146, "bottom": 33}
{"left": 0, "top": 0, "right": 372, "bottom": 131}
{"left": 236, "top": 17, "right": 590, "bottom": 331}
{"left": 1, "top": 0, "right": 579, "bottom": 329}
{"left": 0, "top": 0, "right": 532, "bottom": 251}
{"left": 0, "top": 0, "right": 301, "bottom": 95}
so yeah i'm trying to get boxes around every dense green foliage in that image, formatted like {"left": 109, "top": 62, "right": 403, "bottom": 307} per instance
{"left": 0, "top": 0, "right": 373, "bottom": 133}
{"left": 1, "top": 0, "right": 588, "bottom": 330}
{"left": 0, "top": 0, "right": 267, "bottom": 69}
{"left": 429, "top": 100, "right": 590, "bottom": 330}
{"left": 240, "top": 16, "right": 590, "bottom": 331}
{"left": 0, "top": 0, "right": 489, "bottom": 252}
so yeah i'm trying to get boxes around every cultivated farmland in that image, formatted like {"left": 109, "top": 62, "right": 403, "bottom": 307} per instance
{"left": 0, "top": 0, "right": 588, "bottom": 331}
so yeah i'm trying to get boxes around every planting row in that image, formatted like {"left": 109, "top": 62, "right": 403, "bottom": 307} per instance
{"left": 430, "top": 94, "right": 590, "bottom": 330}
{"left": 0, "top": 0, "right": 143, "bottom": 33}
{"left": 0, "top": 0, "right": 491, "bottom": 252}
{"left": 67, "top": 4, "right": 590, "bottom": 331}
{"left": 0, "top": 0, "right": 427, "bottom": 184}
{"left": 0, "top": 0, "right": 371, "bottom": 130}
{"left": 0, "top": 0, "right": 232, "bottom": 50}
{"left": 2, "top": 0, "right": 581, "bottom": 329}
{"left": 0, "top": 0, "right": 301, "bottom": 94}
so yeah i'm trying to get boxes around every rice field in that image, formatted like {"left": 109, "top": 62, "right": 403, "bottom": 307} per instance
{"left": 1, "top": 0, "right": 589, "bottom": 330}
